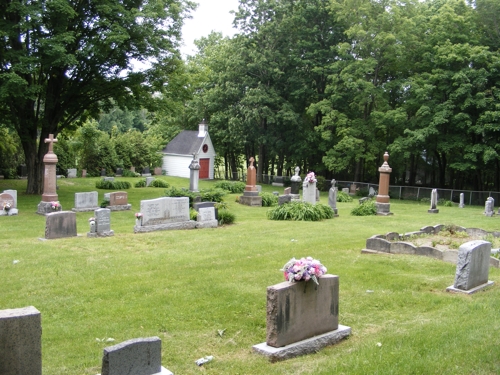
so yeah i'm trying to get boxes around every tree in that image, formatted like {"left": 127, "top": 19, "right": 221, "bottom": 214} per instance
{"left": 0, "top": 0, "right": 195, "bottom": 193}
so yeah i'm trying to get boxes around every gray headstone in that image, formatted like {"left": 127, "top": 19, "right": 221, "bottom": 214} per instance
{"left": 197, "top": 207, "right": 216, "bottom": 222}
{"left": 104, "top": 193, "right": 110, "bottom": 202}
{"left": 67, "top": 168, "right": 77, "bottom": 178}
{"left": 0, "top": 192, "right": 15, "bottom": 213}
{"left": 459, "top": 193, "right": 465, "bottom": 208}
{"left": 101, "top": 337, "right": 161, "bottom": 375}
{"left": 3, "top": 189, "right": 17, "bottom": 208}
{"left": 0, "top": 306, "right": 42, "bottom": 375}
{"left": 116, "top": 168, "right": 123, "bottom": 176}
{"left": 140, "top": 197, "right": 190, "bottom": 226}
{"left": 453, "top": 240, "right": 491, "bottom": 291}
{"left": 256, "top": 185, "right": 262, "bottom": 192}
{"left": 193, "top": 202, "right": 218, "bottom": 220}
{"left": 428, "top": 189, "right": 439, "bottom": 213}
{"left": 45, "top": 211, "right": 77, "bottom": 239}
{"left": 95, "top": 208, "right": 111, "bottom": 233}
{"left": 342, "top": 188, "right": 349, "bottom": 194}
{"left": 328, "top": 186, "right": 337, "bottom": 210}
{"left": 369, "top": 187, "right": 376, "bottom": 196}
{"left": 485, "top": 197, "right": 494, "bottom": 216}
{"left": 146, "top": 177, "right": 155, "bottom": 187}
{"left": 266, "top": 275, "right": 339, "bottom": 347}
{"left": 278, "top": 195, "right": 292, "bottom": 206}
{"left": 104, "top": 177, "right": 114, "bottom": 182}
{"left": 74, "top": 191, "right": 98, "bottom": 209}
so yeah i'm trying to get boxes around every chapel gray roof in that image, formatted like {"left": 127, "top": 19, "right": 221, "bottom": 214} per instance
{"left": 162, "top": 130, "right": 204, "bottom": 155}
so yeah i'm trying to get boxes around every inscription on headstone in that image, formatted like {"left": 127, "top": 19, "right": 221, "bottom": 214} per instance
{"left": 110, "top": 192, "right": 128, "bottom": 206}
{"left": 95, "top": 208, "right": 111, "bottom": 233}
{"left": 140, "top": 197, "right": 190, "bottom": 226}
{"left": 73, "top": 191, "right": 99, "bottom": 211}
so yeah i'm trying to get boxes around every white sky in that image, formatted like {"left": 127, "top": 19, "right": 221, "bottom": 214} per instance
{"left": 180, "top": 0, "right": 240, "bottom": 57}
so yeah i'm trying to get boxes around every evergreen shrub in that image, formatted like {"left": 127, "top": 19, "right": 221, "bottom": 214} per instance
{"left": 350, "top": 200, "right": 377, "bottom": 216}
{"left": 267, "top": 202, "right": 334, "bottom": 221}
{"left": 95, "top": 180, "right": 131, "bottom": 190}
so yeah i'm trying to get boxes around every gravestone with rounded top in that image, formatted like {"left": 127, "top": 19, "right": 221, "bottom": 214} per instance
{"left": 45, "top": 211, "right": 77, "bottom": 239}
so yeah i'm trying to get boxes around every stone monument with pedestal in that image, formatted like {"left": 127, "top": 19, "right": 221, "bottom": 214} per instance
{"left": 375, "top": 152, "right": 393, "bottom": 216}
{"left": 37, "top": 134, "right": 62, "bottom": 215}
{"left": 302, "top": 172, "right": 317, "bottom": 205}
{"left": 239, "top": 157, "right": 262, "bottom": 206}
{"left": 290, "top": 166, "right": 301, "bottom": 198}
{"left": 189, "top": 153, "right": 200, "bottom": 192}
{"left": 428, "top": 189, "right": 439, "bottom": 213}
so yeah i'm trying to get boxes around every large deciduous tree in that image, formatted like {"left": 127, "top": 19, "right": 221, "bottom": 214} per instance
{"left": 0, "top": 0, "right": 195, "bottom": 194}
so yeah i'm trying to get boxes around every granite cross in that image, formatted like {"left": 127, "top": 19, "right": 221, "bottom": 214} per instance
{"left": 44, "top": 134, "right": 58, "bottom": 153}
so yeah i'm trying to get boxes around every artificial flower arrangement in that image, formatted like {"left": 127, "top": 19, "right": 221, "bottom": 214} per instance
{"left": 3, "top": 202, "right": 11, "bottom": 212}
{"left": 304, "top": 172, "right": 317, "bottom": 184}
{"left": 51, "top": 201, "right": 60, "bottom": 210}
{"left": 281, "top": 256, "right": 327, "bottom": 285}
{"left": 88, "top": 217, "right": 96, "bottom": 223}
{"left": 135, "top": 212, "right": 143, "bottom": 219}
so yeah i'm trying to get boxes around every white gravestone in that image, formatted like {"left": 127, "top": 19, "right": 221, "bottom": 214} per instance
{"left": 302, "top": 181, "right": 317, "bottom": 205}
{"left": 428, "top": 189, "right": 439, "bottom": 213}
{"left": 196, "top": 207, "right": 218, "bottom": 228}
{"left": 459, "top": 193, "right": 465, "bottom": 208}
{"left": 73, "top": 191, "right": 99, "bottom": 212}
{"left": 135, "top": 197, "right": 195, "bottom": 233}
{"left": 67, "top": 168, "right": 77, "bottom": 178}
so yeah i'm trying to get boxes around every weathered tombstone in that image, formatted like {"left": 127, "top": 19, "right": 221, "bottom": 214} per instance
{"left": 0, "top": 306, "right": 42, "bottom": 375}
{"left": 446, "top": 240, "right": 494, "bottom": 294}
{"left": 342, "top": 188, "right": 349, "bottom": 194}
{"left": 130, "top": 166, "right": 136, "bottom": 173}
{"left": 98, "top": 337, "right": 172, "bottom": 375}
{"left": 115, "top": 168, "right": 123, "bottom": 176}
{"left": 290, "top": 166, "right": 302, "bottom": 195}
{"left": 154, "top": 167, "right": 162, "bottom": 176}
{"left": 256, "top": 185, "right": 262, "bottom": 192}
{"left": 193, "top": 201, "right": 218, "bottom": 220}
{"left": 82, "top": 169, "right": 87, "bottom": 178}
{"left": 375, "top": 152, "right": 393, "bottom": 215}
{"left": 37, "top": 134, "right": 59, "bottom": 215}
{"left": 459, "top": 193, "right": 465, "bottom": 208}
{"left": 92, "top": 208, "right": 113, "bottom": 236}
{"left": 67, "top": 168, "right": 77, "bottom": 178}
{"left": 0, "top": 192, "right": 18, "bottom": 216}
{"left": 72, "top": 191, "right": 99, "bottom": 212}
{"left": 278, "top": 195, "right": 292, "bottom": 206}
{"left": 196, "top": 207, "right": 218, "bottom": 228}
{"left": 146, "top": 177, "right": 155, "bottom": 187}
{"left": 189, "top": 154, "right": 200, "bottom": 192}
{"left": 485, "top": 197, "right": 494, "bottom": 217}
{"left": 369, "top": 187, "right": 376, "bottom": 197}
{"left": 44, "top": 211, "right": 77, "bottom": 239}
{"left": 284, "top": 187, "right": 291, "bottom": 195}
{"left": 253, "top": 275, "right": 351, "bottom": 361}
{"left": 302, "top": 172, "right": 317, "bottom": 205}
{"left": 135, "top": 197, "right": 195, "bottom": 233}
{"left": 239, "top": 157, "right": 262, "bottom": 206}
{"left": 328, "top": 179, "right": 339, "bottom": 217}
{"left": 101, "top": 168, "right": 106, "bottom": 177}
{"left": 272, "top": 176, "right": 284, "bottom": 187}
{"left": 428, "top": 189, "right": 439, "bottom": 213}
{"left": 349, "top": 183, "right": 357, "bottom": 194}
{"left": 104, "top": 177, "right": 114, "bottom": 182}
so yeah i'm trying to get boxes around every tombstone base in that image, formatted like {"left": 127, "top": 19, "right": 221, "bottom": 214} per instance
{"left": 0, "top": 208, "right": 18, "bottom": 216}
{"left": 446, "top": 281, "right": 494, "bottom": 295}
{"left": 107, "top": 204, "right": 132, "bottom": 211}
{"left": 428, "top": 209, "right": 439, "bottom": 214}
{"left": 37, "top": 201, "right": 62, "bottom": 215}
{"left": 459, "top": 204, "right": 465, "bottom": 208}
{"left": 134, "top": 221, "right": 197, "bottom": 233}
{"left": 72, "top": 207, "right": 100, "bottom": 212}
{"left": 272, "top": 182, "right": 284, "bottom": 187}
{"left": 376, "top": 203, "right": 392, "bottom": 216}
{"left": 97, "top": 366, "right": 173, "bottom": 375}
{"left": 195, "top": 220, "right": 218, "bottom": 229}
{"left": 141, "top": 173, "right": 152, "bottom": 177}
{"left": 87, "top": 230, "right": 115, "bottom": 238}
{"left": 253, "top": 325, "right": 351, "bottom": 362}
{"left": 239, "top": 195, "right": 263, "bottom": 207}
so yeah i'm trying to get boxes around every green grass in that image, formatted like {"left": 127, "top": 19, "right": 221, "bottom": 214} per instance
{"left": 1, "top": 177, "right": 500, "bottom": 374}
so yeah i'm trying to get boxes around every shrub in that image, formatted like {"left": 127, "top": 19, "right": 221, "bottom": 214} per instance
{"left": 356, "top": 187, "right": 369, "bottom": 197}
{"left": 134, "top": 179, "right": 147, "bottom": 188}
{"left": 337, "top": 191, "right": 353, "bottom": 202}
{"left": 150, "top": 179, "right": 169, "bottom": 188}
{"left": 316, "top": 176, "right": 327, "bottom": 191}
{"left": 218, "top": 209, "right": 235, "bottom": 225}
{"left": 420, "top": 197, "right": 431, "bottom": 203}
{"left": 100, "top": 200, "right": 108, "bottom": 208}
{"left": 350, "top": 200, "right": 377, "bottom": 216}
{"left": 267, "top": 202, "right": 334, "bottom": 221}
{"left": 442, "top": 200, "right": 453, "bottom": 207}
{"left": 164, "top": 187, "right": 197, "bottom": 205}
{"left": 261, "top": 192, "right": 278, "bottom": 207}
{"left": 214, "top": 180, "right": 246, "bottom": 193}
{"left": 95, "top": 179, "right": 131, "bottom": 190}
{"left": 189, "top": 208, "right": 198, "bottom": 221}
{"left": 214, "top": 202, "right": 228, "bottom": 210}
{"left": 200, "top": 188, "right": 227, "bottom": 203}
{"left": 121, "top": 169, "right": 138, "bottom": 177}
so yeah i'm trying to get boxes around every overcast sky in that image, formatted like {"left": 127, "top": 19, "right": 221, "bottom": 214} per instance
{"left": 180, "top": 0, "right": 240, "bottom": 57}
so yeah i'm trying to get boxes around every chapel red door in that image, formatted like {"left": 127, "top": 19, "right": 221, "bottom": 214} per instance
{"left": 199, "top": 158, "right": 209, "bottom": 179}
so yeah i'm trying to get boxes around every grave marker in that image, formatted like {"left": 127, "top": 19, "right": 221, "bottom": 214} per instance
{"left": 328, "top": 179, "right": 339, "bottom": 217}
{"left": 428, "top": 189, "right": 439, "bottom": 213}
{"left": 37, "top": 134, "right": 59, "bottom": 214}
{"left": 135, "top": 197, "right": 195, "bottom": 233}
{"left": 45, "top": 211, "right": 77, "bottom": 239}
{"left": 108, "top": 191, "right": 131, "bottom": 211}
{"left": 239, "top": 157, "right": 262, "bottom": 206}
{"left": 73, "top": 191, "right": 99, "bottom": 212}
{"left": 196, "top": 207, "right": 218, "bottom": 228}
{"left": 0, "top": 306, "right": 42, "bottom": 375}
{"left": 67, "top": 168, "right": 77, "bottom": 178}
{"left": 0, "top": 192, "right": 17, "bottom": 216}
{"left": 88, "top": 208, "right": 114, "bottom": 237}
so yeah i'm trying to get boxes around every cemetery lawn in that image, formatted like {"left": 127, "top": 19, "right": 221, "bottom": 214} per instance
{"left": 2, "top": 177, "right": 500, "bottom": 375}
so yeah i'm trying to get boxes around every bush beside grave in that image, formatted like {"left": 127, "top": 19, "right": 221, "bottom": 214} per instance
{"left": 337, "top": 191, "right": 353, "bottom": 202}
{"left": 95, "top": 180, "right": 131, "bottom": 190}
{"left": 214, "top": 180, "right": 246, "bottom": 193}
{"left": 350, "top": 200, "right": 377, "bottom": 216}
{"left": 150, "top": 179, "right": 169, "bottom": 188}
{"left": 260, "top": 192, "right": 278, "bottom": 207}
{"left": 164, "top": 187, "right": 227, "bottom": 205}
{"left": 267, "top": 201, "right": 334, "bottom": 221}
{"left": 134, "top": 179, "right": 147, "bottom": 188}
{"left": 218, "top": 209, "right": 235, "bottom": 225}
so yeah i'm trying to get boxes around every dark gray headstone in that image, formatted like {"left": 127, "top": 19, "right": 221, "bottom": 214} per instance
{"left": 101, "top": 168, "right": 106, "bottom": 176}
{"left": 101, "top": 337, "right": 161, "bottom": 375}
{"left": 278, "top": 195, "right": 292, "bottom": 206}
{"left": 453, "top": 240, "right": 491, "bottom": 291}
{"left": 0, "top": 306, "right": 42, "bottom": 375}
{"left": 45, "top": 211, "right": 77, "bottom": 239}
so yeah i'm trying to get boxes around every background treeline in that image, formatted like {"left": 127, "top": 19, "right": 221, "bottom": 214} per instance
{"left": 1, "top": 0, "right": 499, "bottom": 190}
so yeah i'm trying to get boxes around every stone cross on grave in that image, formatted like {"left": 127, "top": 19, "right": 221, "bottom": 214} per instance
{"left": 249, "top": 157, "right": 255, "bottom": 168}
{"left": 45, "top": 134, "right": 58, "bottom": 153}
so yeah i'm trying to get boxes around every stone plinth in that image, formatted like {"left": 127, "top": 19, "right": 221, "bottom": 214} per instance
{"left": 376, "top": 202, "right": 393, "bottom": 216}
{"left": 0, "top": 306, "right": 42, "bottom": 375}
{"left": 239, "top": 194, "right": 263, "bottom": 207}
